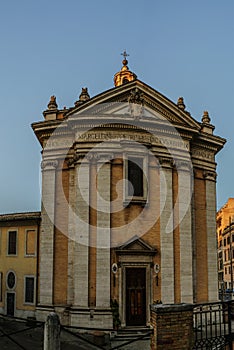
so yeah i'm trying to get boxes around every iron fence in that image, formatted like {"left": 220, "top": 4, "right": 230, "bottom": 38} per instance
{"left": 193, "top": 300, "right": 234, "bottom": 349}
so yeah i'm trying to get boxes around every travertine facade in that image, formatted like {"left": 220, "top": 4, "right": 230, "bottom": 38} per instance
{"left": 32, "top": 58, "right": 225, "bottom": 327}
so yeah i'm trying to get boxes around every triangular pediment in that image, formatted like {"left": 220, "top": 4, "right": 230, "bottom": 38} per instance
{"left": 116, "top": 236, "right": 157, "bottom": 255}
{"left": 67, "top": 79, "right": 201, "bottom": 132}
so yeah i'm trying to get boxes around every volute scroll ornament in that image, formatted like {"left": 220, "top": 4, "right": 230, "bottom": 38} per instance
{"left": 41, "top": 160, "right": 58, "bottom": 170}
{"left": 203, "top": 171, "right": 217, "bottom": 182}
{"left": 175, "top": 160, "right": 193, "bottom": 172}
{"left": 96, "top": 153, "right": 114, "bottom": 163}
{"left": 158, "top": 157, "right": 174, "bottom": 169}
{"left": 73, "top": 153, "right": 87, "bottom": 164}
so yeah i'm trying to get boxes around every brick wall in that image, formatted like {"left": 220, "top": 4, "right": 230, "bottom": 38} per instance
{"left": 150, "top": 303, "right": 194, "bottom": 350}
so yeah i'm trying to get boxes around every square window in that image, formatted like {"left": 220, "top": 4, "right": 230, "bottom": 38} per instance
{"left": 8, "top": 231, "right": 17, "bottom": 255}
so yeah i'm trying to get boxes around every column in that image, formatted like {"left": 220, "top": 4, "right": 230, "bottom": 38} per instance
{"left": 40, "top": 159, "right": 58, "bottom": 305}
{"left": 73, "top": 155, "right": 90, "bottom": 307}
{"left": 96, "top": 154, "right": 111, "bottom": 308}
{"left": 159, "top": 157, "right": 174, "bottom": 304}
{"left": 204, "top": 171, "right": 218, "bottom": 301}
{"left": 177, "top": 161, "right": 193, "bottom": 303}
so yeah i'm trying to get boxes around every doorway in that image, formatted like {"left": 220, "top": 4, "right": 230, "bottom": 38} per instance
{"left": 7, "top": 292, "right": 15, "bottom": 316}
{"left": 126, "top": 268, "right": 146, "bottom": 326}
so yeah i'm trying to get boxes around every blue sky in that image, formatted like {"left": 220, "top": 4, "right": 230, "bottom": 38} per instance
{"left": 0, "top": 0, "right": 233, "bottom": 213}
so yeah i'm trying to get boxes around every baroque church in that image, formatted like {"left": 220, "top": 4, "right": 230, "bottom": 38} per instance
{"left": 30, "top": 54, "right": 225, "bottom": 328}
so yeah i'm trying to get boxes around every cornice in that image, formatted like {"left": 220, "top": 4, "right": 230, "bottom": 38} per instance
{"left": 0, "top": 212, "right": 41, "bottom": 223}
{"left": 194, "top": 133, "right": 226, "bottom": 153}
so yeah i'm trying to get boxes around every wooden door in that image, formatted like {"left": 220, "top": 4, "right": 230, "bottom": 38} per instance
{"left": 126, "top": 268, "right": 146, "bottom": 326}
{"left": 7, "top": 292, "right": 15, "bottom": 316}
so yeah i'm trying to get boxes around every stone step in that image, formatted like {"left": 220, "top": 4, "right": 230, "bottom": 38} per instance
{"left": 111, "top": 327, "right": 152, "bottom": 341}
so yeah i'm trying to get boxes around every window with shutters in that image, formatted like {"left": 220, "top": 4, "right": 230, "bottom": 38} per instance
{"left": 25, "top": 230, "right": 36, "bottom": 256}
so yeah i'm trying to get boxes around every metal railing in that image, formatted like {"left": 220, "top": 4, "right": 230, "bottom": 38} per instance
{"left": 193, "top": 301, "right": 234, "bottom": 349}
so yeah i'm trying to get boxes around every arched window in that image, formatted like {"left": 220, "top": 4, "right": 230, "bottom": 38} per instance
{"left": 123, "top": 78, "right": 129, "bottom": 84}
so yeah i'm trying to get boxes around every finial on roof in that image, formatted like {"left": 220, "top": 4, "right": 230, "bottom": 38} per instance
{"left": 121, "top": 50, "right": 129, "bottom": 66}
{"left": 202, "top": 110, "right": 211, "bottom": 124}
{"left": 177, "top": 97, "right": 186, "bottom": 110}
{"left": 79, "top": 87, "right": 90, "bottom": 102}
{"left": 114, "top": 50, "right": 137, "bottom": 87}
{"left": 47, "top": 95, "right": 58, "bottom": 110}
{"left": 74, "top": 87, "right": 90, "bottom": 106}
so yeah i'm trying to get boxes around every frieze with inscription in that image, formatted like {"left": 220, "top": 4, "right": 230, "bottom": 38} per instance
{"left": 192, "top": 148, "right": 214, "bottom": 161}
{"left": 76, "top": 131, "right": 189, "bottom": 150}
{"left": 45, "top": 137, "right": 73, "bottom": 149}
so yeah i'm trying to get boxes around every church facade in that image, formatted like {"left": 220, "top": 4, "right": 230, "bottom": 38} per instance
{"left": 32, "top": 57, "right": 225, "bottom": 327}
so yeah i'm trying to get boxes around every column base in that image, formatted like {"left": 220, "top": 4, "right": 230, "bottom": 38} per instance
{"left": 70, "top": 307, "right": 113, "bottom": 329}
{"left": 36, "top": 305, "right": 113, "bottom": 328}
{"left": 36, "top": 305, "right": 55, "bottom": 322}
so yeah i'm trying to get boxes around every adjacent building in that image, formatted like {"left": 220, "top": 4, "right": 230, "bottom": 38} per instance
{"left": 31, "top": 56, "right": 225, "bottom": 327}
{"left": 0, "top": 212, "right": 40, "bottom": 318}
{"left": 217, "top": 198, "right": 234, "bottom": 292}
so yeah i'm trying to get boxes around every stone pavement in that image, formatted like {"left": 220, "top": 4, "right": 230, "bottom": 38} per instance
{"left": 110, "top": 338, "right": 150, "bottom": 350}
{"left": 0, "top": 315, "right": 151, "bottom": 349}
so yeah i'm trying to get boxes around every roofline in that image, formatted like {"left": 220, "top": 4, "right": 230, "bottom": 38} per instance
{"left": 65, "top": 79, "right": 202, "bottom": 130}
{"left": 217, "top": 198, "right": 234, "bottom": 214}
{"left": 0, "top": 211, "right": 41, "bottom": 222}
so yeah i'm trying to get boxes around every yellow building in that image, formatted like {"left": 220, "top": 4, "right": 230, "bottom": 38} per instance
{"left": 217, "top": 198, "right": 234, "bottom": 292}
{"left": 0, "top": 212, "right": 40, "bottom": 317}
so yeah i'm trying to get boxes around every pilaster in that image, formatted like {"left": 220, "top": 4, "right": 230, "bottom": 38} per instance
{"left": 159, "top": 157, "right": 174, "bottom": 303}
{"left": 40, "top": 159, "right": 58, "bottom": 305}
{"left": 96, "top": 154, "right": 112, "bottom": 308}
{"left": 204, "top": 171, "right": 218, "bottom": 301}
{"left": 73, "top": 154, "right": 90, "bottom": 307}
{"left": 177, "top": 161, "right": 193, "bottom": 303}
